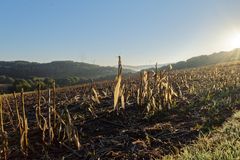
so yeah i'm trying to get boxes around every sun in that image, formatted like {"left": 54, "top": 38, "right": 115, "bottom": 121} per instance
{"left": 230, "top": 33, "right": 240, "bottom": 49}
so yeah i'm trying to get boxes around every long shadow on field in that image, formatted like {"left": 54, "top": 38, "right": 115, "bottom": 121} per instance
{"left": 77, "top": 91, "right": 240, "bottom": 159}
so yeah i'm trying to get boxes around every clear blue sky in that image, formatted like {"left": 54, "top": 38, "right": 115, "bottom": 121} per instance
{"left": 1, "top": 0, "right": 240, "bottom": 66}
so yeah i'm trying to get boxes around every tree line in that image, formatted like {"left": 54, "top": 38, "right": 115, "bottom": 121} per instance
{"left": 0, "top": 76, "right": 91, "bottom": 93}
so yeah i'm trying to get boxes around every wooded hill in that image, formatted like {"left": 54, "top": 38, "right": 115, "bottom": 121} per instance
{"left": 161, "top": 48, "right": 240, "bottom": 70}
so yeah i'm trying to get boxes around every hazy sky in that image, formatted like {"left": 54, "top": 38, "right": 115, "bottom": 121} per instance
{"left": 1, "top": 0, "right": 240, "bottom": 66}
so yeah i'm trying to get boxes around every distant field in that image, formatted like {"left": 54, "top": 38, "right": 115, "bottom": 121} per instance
{"left": 0, "top": 61, "right": 239, "bottom": 159}
{"left": 0, "top": 84, "right": 12, "bottom": 87}
{"left": 0, "top": 84, "right": 12, "bottom": 93}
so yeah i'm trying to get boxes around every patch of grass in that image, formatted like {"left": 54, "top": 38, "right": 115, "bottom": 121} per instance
{"left": 163, "top": 110, "right": 240, "bottom": 160}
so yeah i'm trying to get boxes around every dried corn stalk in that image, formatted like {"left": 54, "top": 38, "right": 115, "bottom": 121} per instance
{"left": 114, "top": 56, "right": 123, "bottom": 111}
{"left": 59, "top": 107, "right": 81, "bottom": 150}
{"left": 13, "top": 92, "right": 21, "bottom": 129}
{"left": 92, "top": 87, "right": 100, "bottom": 104}
{"left": 0, "top": 96, "right": 8, "bottom": 160}
{"left": 52, "top": 81, "right": 57, "bottom": 130}
{"left": 48, "top": 89, "right": 54, "bottom": 144}
{"left": 3, "top": 96, "right": 14, "bottom": 128}
{"left": 36, "top": 84, "right": 44, "bottom": 130}
{"left": 120, "top": 84, "right": 125, "bottom": 109}
{"left": 20, "top": 89, "right": 29, "bottom": 155}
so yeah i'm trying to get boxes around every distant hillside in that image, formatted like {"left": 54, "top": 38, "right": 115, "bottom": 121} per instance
{"left": 0, "top": 60, "right": 134, "bottom": 80}
{"left": 121, "top": 64, "right": 168, "bottom": 71}
{"left": 161, "top": 48, "right": 240, "bottom": 70}
{"left": 0, "top": 61, "right": 135, "bottom": 92}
